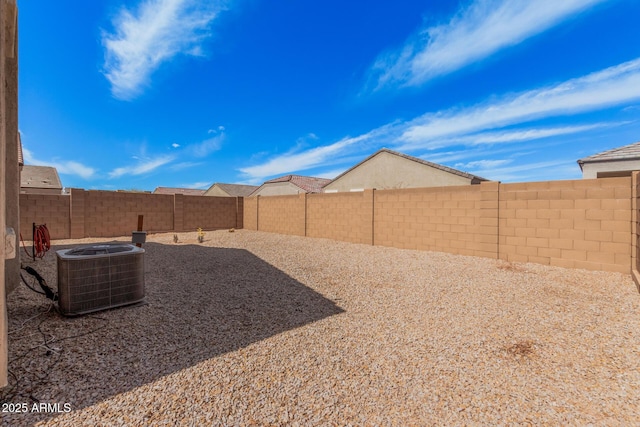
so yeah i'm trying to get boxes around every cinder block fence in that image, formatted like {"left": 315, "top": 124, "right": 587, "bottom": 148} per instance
{"left": 18, "top": 176, "right": 640, "bottom": 281}
{"left": 245, "top": 177, "right": 640, "bottom": 276}
{"left": 20, "top": 189, "right": 243, "bottom": 239}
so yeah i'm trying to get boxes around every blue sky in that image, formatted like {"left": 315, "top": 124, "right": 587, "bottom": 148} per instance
{"left": 18, "top": 0, "right": 640, "bottom": 191}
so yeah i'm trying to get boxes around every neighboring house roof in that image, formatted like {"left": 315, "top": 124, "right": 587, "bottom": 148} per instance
{"left": 18, "top": 132, "right": 23, "bottom": 166}
{"left": 205, "top": 182, "right": 258, "bottom": 197}
{"left": 153, "top": 187, "right": 206, "bottom": 196}
{"left": 20, "top": 165, "right": 62, "bottom": 190}
{"left": 265, "top": 175, "right": 331, "bottom": 193}
{"left": 577, "top": 141, "right": 640, "bottom": 170}
{"left": 325, "top": 148, "right": 488, "bottom": 187}
{"left": 250, "top": 175, "right": 332, "bottom": 196}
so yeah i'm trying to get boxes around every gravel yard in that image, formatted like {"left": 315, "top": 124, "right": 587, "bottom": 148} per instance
{"left": 2, "top": 229, "right": 639, "bottom": 425}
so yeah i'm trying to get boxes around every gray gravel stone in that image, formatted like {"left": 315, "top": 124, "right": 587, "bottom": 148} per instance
{"left": 1, "top": 230, "right": 639, "bottom": 426}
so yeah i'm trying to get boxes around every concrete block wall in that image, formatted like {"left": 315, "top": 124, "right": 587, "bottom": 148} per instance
{"left": 499, "top": 178, "right": 631, "bottom": 273}
{"left": 374, "top": 182, "right": 498, "bottom": 258}
{"left": 20, "top": 189, "right": 243, "bottom": 239}
{"left": 19, "top": 194, "right": 70, "bottom": 240}
{"left": 83, "top": 190, "right": 174, "bottom": 237}
{"left": 182, "top": 195, "right": 238, "bottom": 230}
{"left": 243, "top": 197, "right": 258, "bottom": 231}
{"left": 17, "top": 177, "right": 638, "bottom": 275}
{"left": 174, "top": 194, "right": 184, "bottom": 233}
{"left": 244, "top": 177, "right": 636, "bottom": 274}
{"left": 257, "top": 194, "right": 306, "bottom": 236}
{"left": 307, "top": 190, "right": 373, "bottom": 244}
{"left": 69, "top": 188, "right": 85, "bottom": 238}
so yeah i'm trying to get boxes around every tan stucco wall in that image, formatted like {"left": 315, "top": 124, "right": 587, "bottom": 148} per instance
{"left": 204, "top": 185, "right": 230, "bottom": 197}
{"left": 251, "top": 182, "right": 304, "bottom": 196}
{"left": 3, "top": 0, "right": 18, "bottom": 296}
{"left": 581, "top": 159, "right": 640, "bottom": 179}
{"left": 324, "top": 151, "right": 473, "bottom": 192}
{"left": 1, "top": 0, "right": 18, "bottom": 388}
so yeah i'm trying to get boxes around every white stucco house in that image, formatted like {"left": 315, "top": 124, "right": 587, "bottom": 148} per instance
{"left": 577, "top": 141, "right": 640, "bottom": 178}
{"left": 322, "top": 148, "right": 487, "bottom": 193}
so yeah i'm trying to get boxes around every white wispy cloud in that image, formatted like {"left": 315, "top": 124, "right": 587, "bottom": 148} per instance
{"left": 170, "top": 161, "right": 204, "bottom": 171}
{"left": 181, "top": 181, "right": 211, "bottom": 189}
{"left": 208, "top": 126, "right": 225, "bottom": 134}
{"left": 57, "top": 162, "right": 96, "bottom": 179}
{"left": 467, "top": 159, "right": 578, "bottom": 181}
{"left": 188, "top": 133, "right": 224, "bottom": 157}
{"left": 240, "top": 57, "right": 640, "bottom": 182}
{"left": 23, "top": 147, "right": 96, "bottom": 179}
{"left": 399, "top": 122, "right": 625, "bottom": 151}
{"left": 454, "top": 159, "right": 511, "bottom": 170}
{"left": 400, "top": 58, "right": 640, "bottom": 146}
{"left": 108, "top": 155, "right": 174, "bottom": 178}
{"left": 370, "top": 0, "right": 606, "bottom": 90}
{"left": 424, "top": 144, "right": 540, "bottom": 165}
{"left": 238, "top": 130, "right": 384, "bottom": 181}
{"left": 102, "top": 0, "right": 226, "bottom": 100}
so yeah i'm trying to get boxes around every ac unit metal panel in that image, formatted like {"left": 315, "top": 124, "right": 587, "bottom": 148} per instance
{"left": 57, "top": 243, "right": 145, "bottom": 316}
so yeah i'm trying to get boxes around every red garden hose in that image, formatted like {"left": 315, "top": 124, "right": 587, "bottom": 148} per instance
{"left": 20, "top": 223, "right": 51, "bottom": 259}
{"left": 33, "top": 224, "right": 51, "bottom": 259}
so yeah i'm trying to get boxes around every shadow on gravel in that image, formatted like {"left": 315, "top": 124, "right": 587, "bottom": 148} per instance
{"left": 2, "top": 242, "right": 344, "bottom": 425}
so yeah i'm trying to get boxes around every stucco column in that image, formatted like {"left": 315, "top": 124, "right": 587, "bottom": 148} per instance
{"left": 1, "top": 0, "right": 18, "bottom": 389}
{"left": 3, "top": 0, "right": 18, "bottom": 296}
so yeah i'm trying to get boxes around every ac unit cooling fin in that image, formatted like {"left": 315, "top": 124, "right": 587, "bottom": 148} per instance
{"left": 57, "top": 243, "right": 145, "bottom": 316}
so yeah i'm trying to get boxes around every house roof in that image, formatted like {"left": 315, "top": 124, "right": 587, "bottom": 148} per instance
{"left": 262, "top": 174, "right": 332, "bottom": 193}
{"left": 153, "top": 187, "right": 206, "bottom": 196}
{"left": 577, "top": 141, "right": 640, "bottom": 170}
{"left": 208, "top": 183, "right": 258, "bottom": 197}
{"left": 18, "top": 132, "right": 23, "bottom": 166}
{"left": 20, "top": 165, "right": 62, "bottom": 189}
{"left": 325, "top": 148, "right": 488, "bottom": 186}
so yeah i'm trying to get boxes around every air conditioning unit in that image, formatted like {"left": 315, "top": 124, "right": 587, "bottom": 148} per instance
{"left": 57, "top": 243, "right": 145, "bottom": 316}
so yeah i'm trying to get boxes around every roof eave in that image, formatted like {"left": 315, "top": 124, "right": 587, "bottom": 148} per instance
{"left": 577, "top": 157, "right": 640, "bottom": 166}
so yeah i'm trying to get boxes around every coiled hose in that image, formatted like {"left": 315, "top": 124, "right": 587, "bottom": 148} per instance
{"left": 20, "top": 223, "right": 51, "bottom": 259}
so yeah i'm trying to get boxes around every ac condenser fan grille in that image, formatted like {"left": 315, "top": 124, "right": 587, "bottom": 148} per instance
{"left": 57, "top": 243, "right": 145, "bottom": 316}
